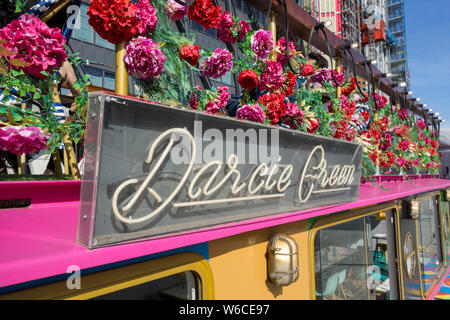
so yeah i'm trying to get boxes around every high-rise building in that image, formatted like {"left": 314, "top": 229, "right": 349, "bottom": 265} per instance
{"left": 387, "top": 0, "right": 410, "bottom": 87}
{"left": 360, "top": 0, "right": 391, "bottom": 75}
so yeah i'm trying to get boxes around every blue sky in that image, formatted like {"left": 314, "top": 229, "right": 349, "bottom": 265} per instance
{"left": 405, "top": 0, "right": 450, "bottom": 128}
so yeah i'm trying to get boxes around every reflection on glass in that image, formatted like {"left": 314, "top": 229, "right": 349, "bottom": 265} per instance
{"left": 418, "top": 197, "right": 442, "bottom": 294}
{"left": 314, "top": 213, "right": 392, "bottom": 300}
{"left": 91, "top": 271, "right": 199, "bottom": 300}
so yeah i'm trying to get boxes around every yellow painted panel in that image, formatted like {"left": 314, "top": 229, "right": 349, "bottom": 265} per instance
{"left": 208, "top": 220, "right": 311, "bottom": 300}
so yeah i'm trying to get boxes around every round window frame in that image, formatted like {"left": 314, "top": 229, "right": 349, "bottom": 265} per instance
{"left": 403, "top": 232, "right": 417, "bottom": 279}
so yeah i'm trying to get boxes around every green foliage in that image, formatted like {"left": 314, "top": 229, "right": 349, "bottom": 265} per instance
{"left": 141, "top": 0, "right": 194, "bottom": 105}
{"left": 0, "top": 46, "right": 89, "bottom": 153}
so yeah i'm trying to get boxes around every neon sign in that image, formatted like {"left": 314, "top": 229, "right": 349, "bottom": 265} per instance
{"left": 78, "top": 93, "right": 362, "bottom": 248}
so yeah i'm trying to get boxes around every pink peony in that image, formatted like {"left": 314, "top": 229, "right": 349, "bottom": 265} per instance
{"left": 250, "top": 29, "right": 274, "bottom": 60}
{"left": 380, "top": 133, "right": 392, "bottom": 151}
{"left": 258, "top": 60, "right": 285, "bottom": 92}
{"left": 199, "top": 48, "right": 233, "bottom": 79}
{"left": 136, "top": 0, "right": 158, "bottom": 35}
{"left": 0, "top": 126, "right": 49, "bottom": 154}
{"left": 124, "top": 37, "right": 165, "bottom": 80}
{"left": 0, "top": 14, "right": 67, "bottom": 79}
{"left": 164, "top": 0, "right": 187, "bottom": 21}
{"left": 236, "top": 104, "right": 266, "bottom": 123}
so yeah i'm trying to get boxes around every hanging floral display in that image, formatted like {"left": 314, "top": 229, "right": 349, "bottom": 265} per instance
{"left": 0, "top": 126, "right": 50, "bottom": 155}
{"left": 199, "top": 48, "right": 233, "bottom": 79}
{"left": 123, "top": 37, "right": 166, "bottom": 80}
{"left": 87, "top": 0, "right": 142, "bottom": 44}
{"left": 0, "top": 14, "right": 67, "bottom": 79}
{"left": 187, "top": 0, "right": 222, "bottom": 30}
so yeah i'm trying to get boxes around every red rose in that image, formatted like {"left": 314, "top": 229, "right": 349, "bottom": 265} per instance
{"left": 300, "top": 64, "right": 315, "bottom": 76}
{"left": 307, "top": 118, "right": 320, "bottom": 133}
{"left": 238, "top": 69, "right": 259, "bottom": 90}
{"left": 179, "top": 44, "right": 200, "bottom": 66}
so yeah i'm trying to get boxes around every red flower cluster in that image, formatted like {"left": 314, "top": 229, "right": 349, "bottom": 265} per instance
{"left": 379, "top": 152, "right": 395, "bottom": 168}
{"left": 282, "top": 72, "right": 297, "bottom": 97}
{"left": 238, "top": 69, "right": 259, "bottom": 89}
{"left": 88, "top": 0, "right": 141, "bottom": 44}
{"left": 341, "top": 77, "right": 357, "bottom": 96}
{"left": 300, "top": 64, "right": 315, "bottom": 76}
{"left": 179, "top": 44, "right": 200, "bottom": 66}
{"left": 331, "top": 120, "right": 348, "bottom": 139}
{"left": 188, "top": 0, "right": 222, "bottom": 30}
{"left": 307, "top": 118, "right": 320, "bottom": 133}
{"left": 372, "top": 115, "right": 389, "bottom": 132}
{"left": 258, "top": 93, "right": 286, "bottom": 124}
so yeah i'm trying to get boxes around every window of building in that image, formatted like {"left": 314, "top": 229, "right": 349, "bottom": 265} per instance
{"left": 83, "top": 65, "right": 115, "bottom": 90}
{"left": 191, "top": 20, "right": 216, "bottom": 38}
{"left": 72, "top": 3, "right": 115, "bottom": 50}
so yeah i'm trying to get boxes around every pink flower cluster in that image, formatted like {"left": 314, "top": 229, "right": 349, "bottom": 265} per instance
{"left": 217, "top": 11, "right": 250, "bottom": 44}
{"left": 0, "top": 126, "right": 49, "bottom": 155}
{"left": 199, "top": 48, "right": 233, "bottom": 79}
{"left": 275, "top": 38, "right": 296, "bottom": 65}
{"left": 136, "top": 0, "right": 158, "bottom": 35}
{"left": 250, "top": 30, "right": 274, "bottom": 60}
{"left": 236, "top": 104, "right": 265, "bottom": 123}
{"left": 331, "top": 70, "right": 345, "bottom": 87}
{"left": 311, "top": 69, "right": 331, "bottom": 84}
{"left": 124, "top": 37, "right": 166, "bottom": 80}
{"left": 164, "top": 0, "right": 187, "bottom": 21}
{"left": 285, "top": 103, "right": 303, "bottom": 118}
{"left": 206, "top": 86, "right": 230, "bottom": 113}
{"left": 258, "top": 61, "right": 285, "bottom": 92}
{"left": 0, "top": 14, "right": 67, "bottom": 79}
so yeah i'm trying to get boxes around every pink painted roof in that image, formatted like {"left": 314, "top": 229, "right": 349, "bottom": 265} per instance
{"left": 1, "top": 178, "right": 450, "bottom": 290}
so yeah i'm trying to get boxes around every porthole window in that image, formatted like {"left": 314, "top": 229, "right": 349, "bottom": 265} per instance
{"left": 403, "top": 232, "right": 416, "bottom": 279}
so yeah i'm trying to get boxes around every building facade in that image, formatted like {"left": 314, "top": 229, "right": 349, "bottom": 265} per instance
{"left": 387, "top": 0, "right": 410, "bottom": 87}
